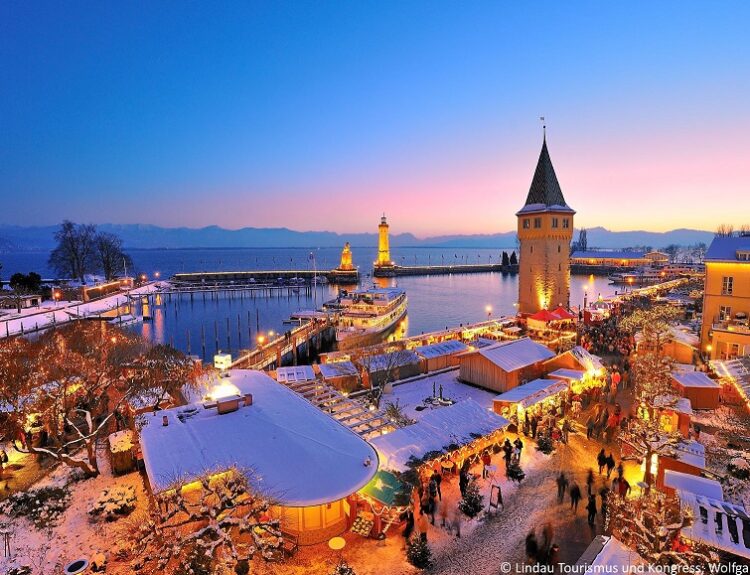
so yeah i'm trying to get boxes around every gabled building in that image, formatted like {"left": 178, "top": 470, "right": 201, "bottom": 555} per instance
{"left": 700, "top": 234, "right": 750, "bottom": 360}
{"left": 516, "top": 136, "right": 575, "bottom": 314}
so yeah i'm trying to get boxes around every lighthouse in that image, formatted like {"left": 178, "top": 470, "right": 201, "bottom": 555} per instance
{"left": 375, "top": 214, "right": 393, "bottom": 268}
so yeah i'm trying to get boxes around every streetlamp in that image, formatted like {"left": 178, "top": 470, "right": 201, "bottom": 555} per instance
{"left": 154, "top": 271, "right": 160, "bottom": 279}
{"left": 268, "top": 330, "right": 275, "bottom": 340}
{"left": 485, "top": 305, "right": 493, "bottom": 321}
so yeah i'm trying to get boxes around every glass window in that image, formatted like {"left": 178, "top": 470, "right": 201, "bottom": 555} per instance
{"left": 523, "top": 219, "right": 530, "bottom": 229}
{"left": 533, "top": 217, "right": 542, "bottom": 228}
{"left": 562, "top": 219, "right": 570, "bottom": 229}
{"left": 551, "top": 217, "right": 559, "bottom": 228}
{"left": 722, "top": 276, "right": 734, "bottom": 295}
{"left": 719, "top": 306, "right": 732, "bottom": 321}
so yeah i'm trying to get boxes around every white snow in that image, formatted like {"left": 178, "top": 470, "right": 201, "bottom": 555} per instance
{"left": 274, "top": 365, "right": 316, "bottom": 383}
{"left": 663, "top": 469, "right": 723, "bottom": 499}
{"left": 672, "top": 371, "right": 721, "bottom": 389}
{"left": 139, "top": 369, "right": 378, "bottom": 505}
{"left": 576, "top": 535, "right": 646, "bottom": 568}
{"left": 466, "top": 338, "right": 555, "bottom": 372}
{"left": 412, "top": 340, "right": 469, "bottom": 360}
{"left": 318, "top": 360, "right": 359, "bottom": 379}
{"left": 107, "top": 430, "right": 134, "bottom": 453}
{"left": 493, "top": 378, "right": 568, "bottom": 409}
{"left": 370, "top": 399, "right": 509, "bottom": 472}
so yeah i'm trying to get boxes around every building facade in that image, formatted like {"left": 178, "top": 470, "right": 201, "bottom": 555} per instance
{"left": 516, "top": 138, "right": 575, "bottom": 314}
{"left": 700, "top": 234, "right": 750, "bottom": 359}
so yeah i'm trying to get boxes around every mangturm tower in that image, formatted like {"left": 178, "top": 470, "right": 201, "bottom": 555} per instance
{"left": 375, "top": 214, "right": 394, "bottom": 268}
{"left": 516, "top": 135, "right": 575, "bottom": 314}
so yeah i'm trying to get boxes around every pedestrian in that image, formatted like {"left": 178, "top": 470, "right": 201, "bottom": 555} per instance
{"left": 525, "top": 529, "right": 539, "bottom": 561}
{"left": 459, "top": 467, "right": 469, "bottom": 498}
{"left": 605, "top": 453, "right": 616, "bottom": 478}
{"left": 417, "top": 510, "right": 429, "bottom": 542}
{"left": 570, "top": 482, "right": 582, "bottom": 512}
{"left": 618, "top": 477, "right": 631, "bottom": 498}
{"left": 514, "top": 437, "right": 524, "bottom": 457}
{"left": 617, "top": 462, "right": 624, "bottom": 479}
{"left": 401, "top": 508, "right": 414, "bottom": 545}
{"left": 531, "top": 416, "right": 538, "bottom": 439}
{"left": 586, "top": 494, "right": 597, "bottom": 527}
{"left": 503, "top": 438, "right": 513, "bottom": 468}
{"left": 556, "top": 472, "right": 569, "bottom": 504}
{"left": 481, "top": 450, "right": 492, "bottom": 479}
{"left": 586, "top": 468, "right": 595, "bottom": 496}
{"left": 599, "top": 486, "right": 610, "bottom": 522}
{"left": 561, "top": 419, "right": 571, "bottom": 443}
{"left": 597, "top": 449, "right": 606, "bottom": 475}
{"left": 586, "top": 417, "right": 595, "bottom": 440}
{"left": 431, "top": 470, "right": 442, "bottom": 501}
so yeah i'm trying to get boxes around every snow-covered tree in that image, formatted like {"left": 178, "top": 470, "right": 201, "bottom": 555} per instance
{"left": 131, "top": 469, "right": 282, "bottom": 573}
{"left": 606, "top": 490, "right": 715, "bottom": 568}
{"left": 0, "top": 323, "right": 203, "bottom": 477}
{"left": 619, "top": 305, "right": 681, "bottom": 360}
{"left": 458, "top": 475, "right": 484, "bottom": 518}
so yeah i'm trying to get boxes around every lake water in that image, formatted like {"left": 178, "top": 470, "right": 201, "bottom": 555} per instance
{"left": 4, "top": 247, "right": 615, "bottom": 360}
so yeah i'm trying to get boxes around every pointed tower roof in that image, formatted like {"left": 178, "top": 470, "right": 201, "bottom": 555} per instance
{"left": 517, "top": 138, "right": 575, "bottom": 216}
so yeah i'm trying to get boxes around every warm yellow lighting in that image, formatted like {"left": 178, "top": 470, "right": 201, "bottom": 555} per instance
{"left": 268, "top": 330, "right": 275, "bottom": 338}
{"left": 706, "top": 344, "right": 712, "bottom": 352}
{"left": 257, "top": 335, "right": 266, "bottom": 345}
{"left": 154, "top": 271, "right": 160, "bottom": 278}
{"left": 209, "top": 381, "right": 241, "bottom": 400}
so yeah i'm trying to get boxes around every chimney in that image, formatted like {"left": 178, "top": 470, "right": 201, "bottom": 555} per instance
{"left": 162, "top": 415, "right": 168, "bottom": 427}
{"left": 244, "top": 393, "right": 253, "bottom": 407}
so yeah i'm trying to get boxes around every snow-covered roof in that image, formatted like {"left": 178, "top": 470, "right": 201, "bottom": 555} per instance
{"left": 565, "top": 346, "right": 605, "bottom": 372}
{"left": 275, "top": 365, "right": 316, "bottom": 384}
{"left": 318, "top": 361, "right": 358, "bottom": 379}
{"left": 670, "top": 440, "right": 706, "bottom": 470}
{"left": 653, "top": 394, "right": 693, "bottom": 416}
{"left": 139, "top": 370, "right": 378, "bottom": 505}
{"left": 710, "top": 357, "right": 750, "bottom": 398}
{"left": 413, "top": 340, "right": 469, "bottom": 360}
{"left": 635, "top": 325, "right": 700, "bottom": 348}
{"left": 705, "top": 235, "right": 750, "bottom": 262}
{"left": 370, "top": 399, "right": 509, "bottom": 472}
{"left": 361, "top": 350, "right": 421, "bottom": 372}
{"left": 493, "top": 378, "right": 568, "bottom": 409}
{"left": 677, "top": 490, "right": 750, "bottom": 560}
{"left": 547, "top": 368, "right": 586, "bottom": 382}
{"left": 576, "top": 535, "right": 646, "bottom": 568}
{"left": 664, "top": 469, "right": 723, "bottom": 500}
{"left": 672, "top": 371, "right": 720, "bottom": 389}
{"left": 466, "top": 338, "right": 555, "bottom": 372}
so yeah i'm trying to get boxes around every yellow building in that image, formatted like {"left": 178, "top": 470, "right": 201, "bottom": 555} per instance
{"left": 516, "top": 137, "right": 575, "bottom": 314}
{"left": 700, "top": 234, "right": 750, "bottom": 359}
{"left": 375, "top": 214, "right": 394, "bottom": 268}
{"left": 338, "top": 242, "right": 354, "bottom": 271}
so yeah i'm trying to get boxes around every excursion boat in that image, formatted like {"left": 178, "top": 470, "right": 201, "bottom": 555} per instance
{"left": 608, "top": 269, "right": 675, "bottom": 285}
{"left": 325, "top": 288, "right": 408, "bottom": 350}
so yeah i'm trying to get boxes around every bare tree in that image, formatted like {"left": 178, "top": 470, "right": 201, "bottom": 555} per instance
{"left": 130, "top": 469, "right": 282, "bottom": 573}
{"left": 94, "top": 231, "right": 133, "bottom": 281}
{"left": 715, "top": 224, "right": 734, "bottom": 238}
{"left": 48, "top": 220, "right": 97, "bottom": 283}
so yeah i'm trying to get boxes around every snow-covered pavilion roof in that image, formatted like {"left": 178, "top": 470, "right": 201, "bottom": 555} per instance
{"left": 677, "top": 490, "right": 750, "bottom": 560}
{"left": 493, "top": 378, "right": 568, "bottom": 409}
{"left": 139, "top": 370, "right": 378, "bottom": 505}
{"left": 664, "top": 469, "right": 723, "bottom": 500}
{"left": 370, "top": 399, "right": 509, "bottom": 472}
{"left": 575, "top": 535, "right": 645, "bottom": 568}
{"left": 547, "top": 368, "right": 586, "bottom": 382}
{"left": 275, "top": 365, "right": 316, "bottom": 384}
{"left": 413, "top": 340, "right": 469, "bottom": 360}
{"left": 465, "top": 338, "right": 555, "bottom": 372}
{"left": 318, "top": 361, "right": 358, "bottom": 379}
{"left": 671, "top": 371, "right": 720, "bottom": 389}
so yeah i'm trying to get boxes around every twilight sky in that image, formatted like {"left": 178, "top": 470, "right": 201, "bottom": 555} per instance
{"left": 2, "top": 2, "right": 749, "bottom": 236}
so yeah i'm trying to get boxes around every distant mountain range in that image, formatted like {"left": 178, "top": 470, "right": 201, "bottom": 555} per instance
{"left": 0, "top": 224, "right": 715, "bottom": 252}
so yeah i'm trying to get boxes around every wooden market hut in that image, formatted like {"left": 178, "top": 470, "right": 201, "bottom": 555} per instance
{"left": 413, "top": 340, "right": 469, "bottom": 372}
{"left": 492, "top": 378, "right": 568, "bottom": 419}
{"left": 317, "top": 361, "right": 360, "bottom": 393}
{"left": 671, "top": 371, "right": 721, "bottom": 410}
{"left": 458, "top": 338, "right": 555, "bottom": 393}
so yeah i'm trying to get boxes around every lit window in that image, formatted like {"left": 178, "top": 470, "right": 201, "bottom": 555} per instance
{"left": 722, "top": 276, "right": 734, "bottom": 295}
{"left": 719, "top": 306, "right": 732, "bottom": 321}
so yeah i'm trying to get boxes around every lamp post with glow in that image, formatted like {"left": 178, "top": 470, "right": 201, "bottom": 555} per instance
{"left": 485, "top": 305, "right": 493, "bottom": 321}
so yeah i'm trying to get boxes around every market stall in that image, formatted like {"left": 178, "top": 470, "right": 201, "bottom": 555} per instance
{"left": 492, "top": 378, "right": 568, "bottom": 423}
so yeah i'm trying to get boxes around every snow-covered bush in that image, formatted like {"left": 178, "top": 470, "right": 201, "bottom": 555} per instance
{"left": 728, "top": 457, "right": 750, "bottom": 480}
{"left": 330, "top": 560, "right": 357, "bottom": 575}
{"left": 89, "top": 484, "right": 137, "bottom": 521}
{"left": 6, "top": 567, "right": 32, "bottom": 575}
{"left": 2, "top": 486, "right": 70, "bottom": 529}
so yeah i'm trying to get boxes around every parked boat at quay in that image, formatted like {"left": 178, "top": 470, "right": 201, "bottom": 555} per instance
{"left": 324, "top": 288, "right": 408, "bottom": 350}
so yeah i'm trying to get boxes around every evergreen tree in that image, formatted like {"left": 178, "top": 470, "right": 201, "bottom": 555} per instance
{"left": 501, "top": 251, "right": 510, "bottom": 266}
{"left": 406, "top": 535, "right": 433, "bottom": 569}
{"left": 458, "top": 475, "right": 484, "bottom": 518}
{"left": 509, "top": 251, "right": 518, "bottom": 266}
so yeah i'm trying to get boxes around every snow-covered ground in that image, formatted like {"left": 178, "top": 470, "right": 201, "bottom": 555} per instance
{"left": 0, "top": 447, "right": 149, "bottom": 574}
{"left": 0, "top": 283, "right": 159, "bottom": 337}
{"left": 383, "top": 369, "right": 496, "bottom": 421}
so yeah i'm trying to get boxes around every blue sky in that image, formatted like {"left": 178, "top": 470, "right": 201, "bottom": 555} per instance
{"left": 2, "top": 2, "right": 749, "bottom": 235}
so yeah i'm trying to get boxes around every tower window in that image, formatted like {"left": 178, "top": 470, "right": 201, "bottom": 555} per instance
{"left": 562, "top": 218, "right": 570, "bottom": 229}
{"left": 530, "top": 246, "right": 534, "bottom": 254}
{"left": 523, "top": 219, "right": 530, "bottom": 229}
{"left": 558, "top": 245, "right": 561, "bottom": 253}
{"left": 534, "top": 217, "right": 542, "bottom": 228}
{"left": 558, "top": 263, "right": 561, "bottom": 271}
{"left": 552, "top": 217, "right": 559, "bottom": 228}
